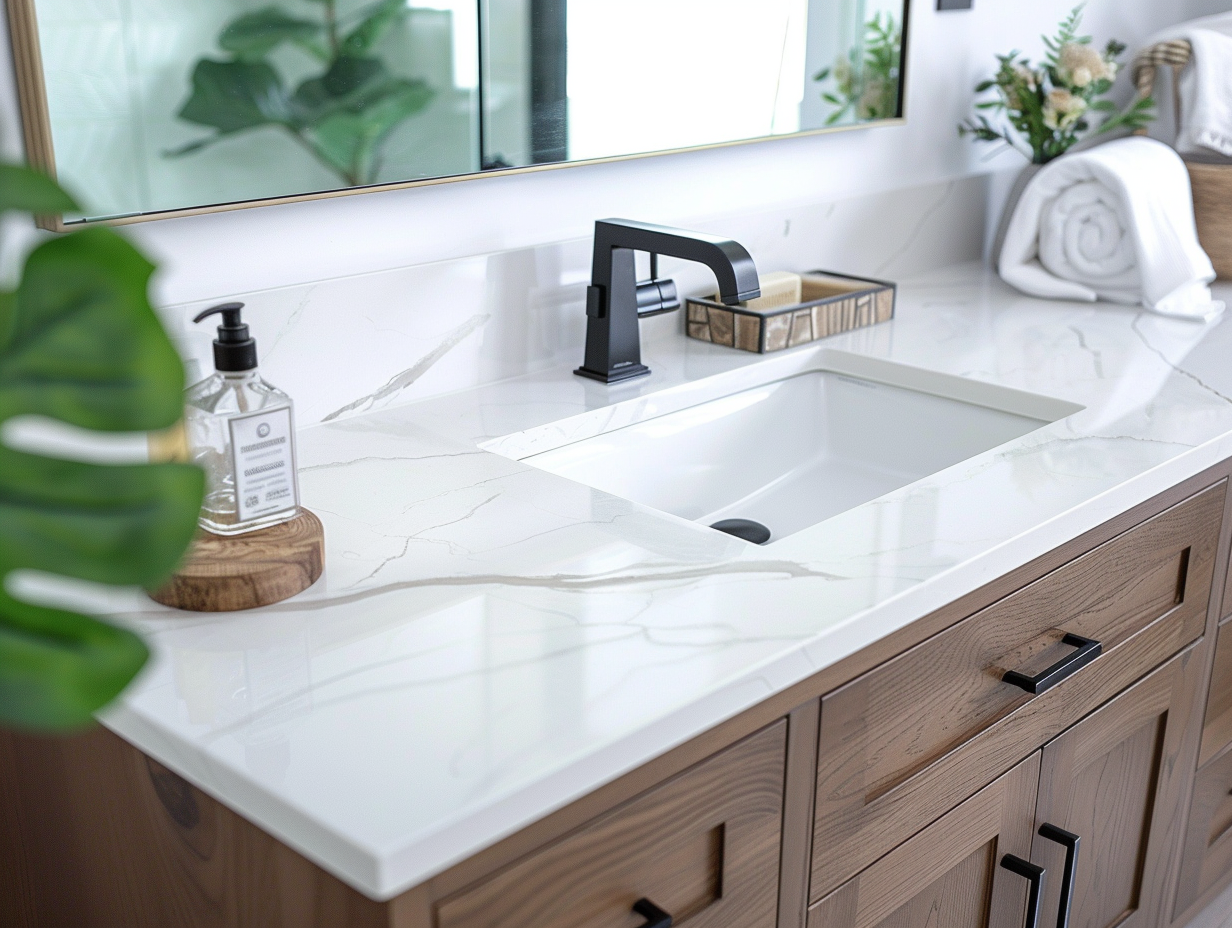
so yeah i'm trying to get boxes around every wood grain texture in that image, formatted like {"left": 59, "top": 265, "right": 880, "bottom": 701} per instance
{"left": 1189, "top": 162, "right": 1232, "bottom": 280}
{"left": 1175, "top": 747, "right": 1232, "bottom": 921}
{"left": 150, "top": 509, "right": 324, "bottom": 612}
{"left": 3, "top": 0, "right": 63, "bottom": 232}
{"left": 1224, "top": 529, "right": 1232, "bottom": 620}
{"left": 435, "top": 722, "right": 786, "bottom": 928}
{"left": 779, "top": 700, "right": 822, "bottom": 928}
{"left": 402, "top": 469, "right": 1231, "bottom": 918}
{"left": 0, "top": 726, "right": 388, "bottom": 928}
{"left": 811, "top": 483, "right": 1224, "bottom": 901}
{"left": 1201, "top": 621, "right": 1232, "bottom": 767}
{"left": 807, "top": 753, "right": 1042, "bottom": 928}
{"left": 1032, "top": 646, "right": 1204, "bottom": 928}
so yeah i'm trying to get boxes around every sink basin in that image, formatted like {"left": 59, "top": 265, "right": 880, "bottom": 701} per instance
{"left": 491, "top": 351, "right": 1083, "bottom": 543}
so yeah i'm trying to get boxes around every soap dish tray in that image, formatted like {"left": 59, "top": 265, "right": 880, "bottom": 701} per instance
{"left": 686, "top": 270, "right": 896, "bottom": 353}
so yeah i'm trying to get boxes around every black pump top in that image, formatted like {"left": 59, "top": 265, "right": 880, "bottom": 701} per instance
{"left": 194, "top": 302, "right": 258, "bottom": 372}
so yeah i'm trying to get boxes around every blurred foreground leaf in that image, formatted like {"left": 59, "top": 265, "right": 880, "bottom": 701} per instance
{"left": 0, "top": 164, "right": 204, "bottom": 731}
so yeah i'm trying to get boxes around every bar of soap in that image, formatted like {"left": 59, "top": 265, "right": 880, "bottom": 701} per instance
{"left": 714, "top": 271, "right": 803, "bottom": 315}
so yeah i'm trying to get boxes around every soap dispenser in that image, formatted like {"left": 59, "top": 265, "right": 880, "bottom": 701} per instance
{"left": 185, "top": 303, "right": 301, "bottom": 536}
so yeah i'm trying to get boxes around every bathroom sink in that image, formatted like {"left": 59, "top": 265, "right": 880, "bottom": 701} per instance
{"left": 489, "top": 351, "right": 1083, "bottom": 543}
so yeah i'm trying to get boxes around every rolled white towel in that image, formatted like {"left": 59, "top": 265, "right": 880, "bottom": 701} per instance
{"left": 999, "top": 137, "right": 1224, "bottom": 322}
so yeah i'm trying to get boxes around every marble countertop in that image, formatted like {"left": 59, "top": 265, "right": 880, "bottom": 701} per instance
{"left": 92, "top": 262, "right": 1232, "bottom": 900}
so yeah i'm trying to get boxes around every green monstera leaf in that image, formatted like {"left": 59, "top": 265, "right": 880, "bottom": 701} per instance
{"left": 0, "top": 164, "right": 204, "bottom": 731}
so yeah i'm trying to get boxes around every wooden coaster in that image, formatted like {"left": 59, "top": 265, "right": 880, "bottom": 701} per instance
{"left": 150, "top": 510, "right": 324, "bottom": 612}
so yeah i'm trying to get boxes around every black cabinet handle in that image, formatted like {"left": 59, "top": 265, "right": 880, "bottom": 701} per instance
{"left": 1000, "top": 854, "right": 1046, "bottom": 928}
{"left": 1003, "top": 634, "right": 1102, "bottom": 695}
{"left": 1039, "top": 824, "right": 1080, "bottom": 928}
{"left": 633, "top": 898, "right": 673, "bottom": 928}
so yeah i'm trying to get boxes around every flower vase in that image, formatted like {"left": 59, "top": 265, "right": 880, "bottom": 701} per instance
{"left": 990, "top": 162, "right": 1045, "bottom": 268}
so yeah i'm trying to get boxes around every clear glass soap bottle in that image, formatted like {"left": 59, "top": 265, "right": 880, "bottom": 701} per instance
{"left": 185, "top": 303, "right": 301, "bottom": 536}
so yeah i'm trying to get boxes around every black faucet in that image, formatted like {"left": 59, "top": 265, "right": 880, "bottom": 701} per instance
{"left": 575, "top": 219, "right": 761, "bottom": 383}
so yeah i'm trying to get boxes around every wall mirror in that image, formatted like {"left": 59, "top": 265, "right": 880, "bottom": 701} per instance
{"left": 6, "top": 0, "right": 909, "bottom": 227}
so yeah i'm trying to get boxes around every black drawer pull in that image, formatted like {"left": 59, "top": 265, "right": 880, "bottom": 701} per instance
{"left": 633, "top": 898, "right": 672, "bottom": 928}
{"left": 1000, "top": 855, "right": 1046, "bottom": 928}
{"left": 1039, "top": 824, "right": 1080, "bottom": 928}
{"left": 1003, "top": 634, "right": 1102, "bottom": 695}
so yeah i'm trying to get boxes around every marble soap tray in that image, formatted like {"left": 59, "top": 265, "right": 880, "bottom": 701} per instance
{"left": 686, "top": 270, "right": 896, "bottom": 353}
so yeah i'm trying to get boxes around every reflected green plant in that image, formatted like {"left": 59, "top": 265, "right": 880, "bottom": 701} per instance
{"left": 814, "top": 13, "right": 902, "bottom": 126}
{"left": 0, "top": 164, "right": 204, "bottom": 732}
{"left": 171, "top": 0, "right": 434, "bottom": 187}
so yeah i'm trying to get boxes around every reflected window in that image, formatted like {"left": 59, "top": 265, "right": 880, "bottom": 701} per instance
{"left": 482, "top": 0, "right": 907, "bottom": 169}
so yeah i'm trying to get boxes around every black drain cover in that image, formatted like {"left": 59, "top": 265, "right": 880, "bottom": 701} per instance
{"left": 710, "top": 519, "right": 772, "bottom": 545}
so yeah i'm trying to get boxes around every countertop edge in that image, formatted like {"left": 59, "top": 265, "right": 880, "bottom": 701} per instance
{"left": 101, "top": 430, "right": 1232, "bottom": 900}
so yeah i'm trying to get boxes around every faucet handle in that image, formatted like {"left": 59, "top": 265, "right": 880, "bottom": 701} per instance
{"left": 636, "top": 278, "right": 680, "bottom": 318}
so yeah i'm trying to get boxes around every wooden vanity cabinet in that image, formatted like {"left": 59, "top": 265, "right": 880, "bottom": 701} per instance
{"left": 1173, "top": 613, "right": 1232, "bottom": 922}
{"left": 808, "top": 647, "right": 1206, "bottom": 928}
{"left": 808, "top": 753, "right": 1043, "bottom": 928}
{"left": 808, "top": 645, "right": 1202, "bottom": 928}
{"left": 4, "top": 469, "right": 1232, "bottom": 928}
{"left": 1030, "top": 646, "right": 1205, "bottom": 928}
{"left": 811, "top": 483, "right": 1223, "bottom": 901}
{"left": 435, "top": 723, "right": 786, "bottom": 928}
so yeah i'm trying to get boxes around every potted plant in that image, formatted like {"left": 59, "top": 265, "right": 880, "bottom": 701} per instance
{"left": 959, "top": 5, "right": 1155, "bottom": 258}
{"left": 959, "top": 5, "right": 1153, "bottom": 164}
{"left": 0, "top": 164, "right": 204, "bottom": 731}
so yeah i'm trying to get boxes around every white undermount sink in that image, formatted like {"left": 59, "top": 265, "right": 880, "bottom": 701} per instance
{"left": 489, "top": 350, "right": 1083, "bottom": 543}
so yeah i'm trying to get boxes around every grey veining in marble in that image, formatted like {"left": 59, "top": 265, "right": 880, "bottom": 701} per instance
{"left": 87, "top": 261, "right": 1232, "bottom": 901}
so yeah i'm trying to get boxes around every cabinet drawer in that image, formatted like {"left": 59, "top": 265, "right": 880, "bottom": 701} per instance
{"left": 812, "top": 482, "right": 1224, "bottom": 901}
{"left": 1200, "top": 618, "right": 1232, "bottom": 767}
{"left": 437, "top": 722, "right": 785, "bottom": 928}
{"left": 1174, "top": 748, "right": 1232, "bottom": 920}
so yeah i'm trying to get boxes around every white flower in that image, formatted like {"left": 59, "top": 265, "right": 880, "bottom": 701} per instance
{"left": 1059, "top": 43, "right": 1113, "bottom": 88}
{"left": 1043, "top": 88, "right": 1087, "bottom": 130}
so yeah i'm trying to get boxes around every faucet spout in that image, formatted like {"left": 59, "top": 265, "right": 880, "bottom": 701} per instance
{"left": 576, "top": 219, "right": 761, "bottom": 384}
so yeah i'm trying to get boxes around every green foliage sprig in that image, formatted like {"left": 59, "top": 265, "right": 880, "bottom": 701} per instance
{"left": 0, "top": 164, "right": 204, "bottom": 731}
{"left": 814, "top": 13, "right": 903, "bottom": 126}
{"left": 959, "top": 4, "right": 1154, "bottom": 165}
{"left": 171, "top": 0, "right": 433, "bottom": 187}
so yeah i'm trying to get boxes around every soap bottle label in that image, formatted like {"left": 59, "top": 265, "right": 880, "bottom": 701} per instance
{"left": 228, "top": 408, "right": 299, "bottom": 523}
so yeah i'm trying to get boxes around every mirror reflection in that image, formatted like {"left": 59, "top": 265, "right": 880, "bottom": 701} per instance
{"left": 21, "top": 0, "right": 908, "bottom": 222}
{"left": 482, "top": 0, "right": 907, "bottom": 168}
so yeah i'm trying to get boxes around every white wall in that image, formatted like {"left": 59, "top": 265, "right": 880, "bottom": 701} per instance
{"left": 2, "top": 0, "right": 1228, "bottom": 307}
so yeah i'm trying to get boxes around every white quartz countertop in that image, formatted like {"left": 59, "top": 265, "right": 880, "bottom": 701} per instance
{"left": 94, "top": 262, "right": 1232, "bottom": 900}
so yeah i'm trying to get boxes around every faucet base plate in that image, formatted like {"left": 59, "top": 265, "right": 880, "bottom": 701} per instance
{"left": 574, "top": 364, "right": 651, "bottom": 384}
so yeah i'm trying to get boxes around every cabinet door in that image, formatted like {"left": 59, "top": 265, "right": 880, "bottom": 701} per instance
{"left": 808, "top": 753, "right": 1041, "bottom": 928}
{"left": 1030, "top": 645, "right": 1204, "bottom": 928}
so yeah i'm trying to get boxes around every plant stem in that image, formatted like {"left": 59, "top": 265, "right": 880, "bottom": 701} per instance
{"left": 283, "top": 126, "right": 356, "bottom": 187}
{"left": 324, "top": 0, "right": 340, "bottom": 57}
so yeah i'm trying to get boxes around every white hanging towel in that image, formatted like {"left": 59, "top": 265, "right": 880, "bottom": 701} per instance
{"left": 1152, "top": 12, "right": 1232, "bottom": 158}
{"left": 998, "top": 137, "right": 1224, "bottom": 322}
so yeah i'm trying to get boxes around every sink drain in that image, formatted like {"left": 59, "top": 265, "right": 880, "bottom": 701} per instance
{"left": 710, "top": 519, "right": 772, "bottom": 545}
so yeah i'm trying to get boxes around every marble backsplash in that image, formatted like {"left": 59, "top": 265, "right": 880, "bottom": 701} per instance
{"left": 161, "top": 175, "right": 992, "bottom": 427}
